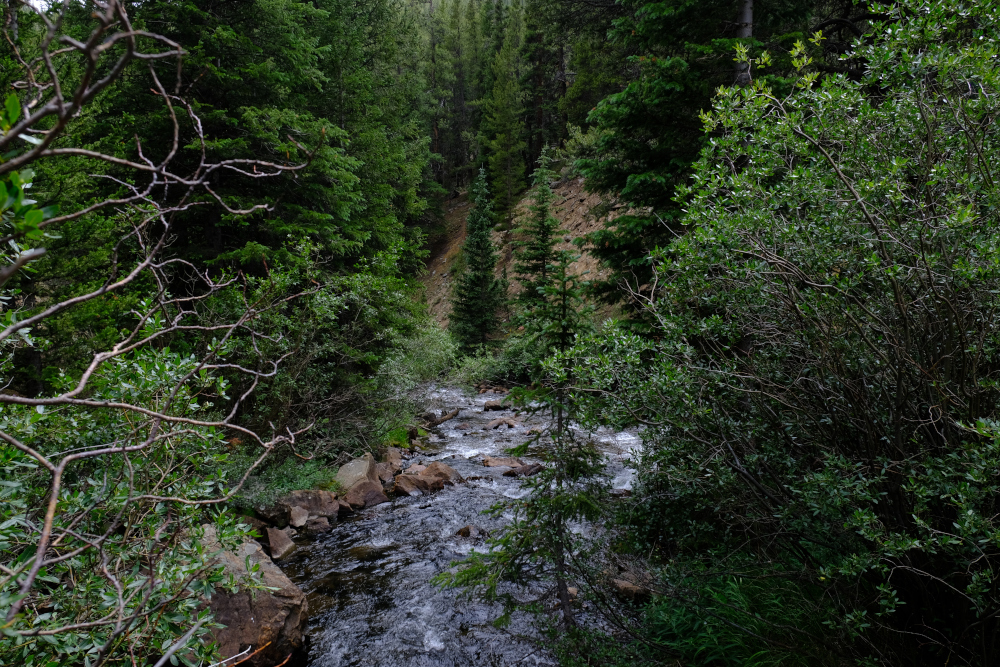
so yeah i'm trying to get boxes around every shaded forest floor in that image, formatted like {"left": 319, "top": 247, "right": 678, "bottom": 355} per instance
{"left": 420, "top": 177, "right": 619, "bottom": 327}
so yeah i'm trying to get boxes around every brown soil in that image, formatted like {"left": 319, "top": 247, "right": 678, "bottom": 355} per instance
{"left": 419, "top": 177, "right": 626, "bottom": 328}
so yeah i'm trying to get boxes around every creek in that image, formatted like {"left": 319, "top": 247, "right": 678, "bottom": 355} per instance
{"left": 280, "top": 385, "right": 640, "bottom": 667}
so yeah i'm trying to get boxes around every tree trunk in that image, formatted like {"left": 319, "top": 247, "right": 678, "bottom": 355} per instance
{"left": 735, "top": 0, "right": 753, "bottom": 85}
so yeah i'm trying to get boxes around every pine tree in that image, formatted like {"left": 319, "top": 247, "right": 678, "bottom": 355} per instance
{"left": 449, "top": 168, "right": 507, "bottom": 352}
{"left": 512, "top": 146, "right": 559, "bottom": 310}
{"left": 480, "top": 29, "right": 526, "bottom": 225}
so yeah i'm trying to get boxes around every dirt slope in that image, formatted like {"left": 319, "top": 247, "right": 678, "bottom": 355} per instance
{"left": 420, "top": 177, "right": 623, "bottom": 328}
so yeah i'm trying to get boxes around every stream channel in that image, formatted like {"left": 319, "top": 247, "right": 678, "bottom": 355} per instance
{"left": 281, "top": 384, "right": 640, "bottom": 667}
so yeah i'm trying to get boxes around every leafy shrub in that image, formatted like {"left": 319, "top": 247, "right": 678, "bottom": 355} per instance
{"left": 576, "top": 2, "right": 1000, "bottom": 664}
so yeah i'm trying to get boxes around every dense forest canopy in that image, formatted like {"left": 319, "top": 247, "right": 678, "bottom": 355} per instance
{"left": 1, "top": 0, "right": 999, "bottom": 665}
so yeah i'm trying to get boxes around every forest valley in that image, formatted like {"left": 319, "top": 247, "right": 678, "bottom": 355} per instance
{"left": 1, "top": 0, "right": 1000, "bottom": 665}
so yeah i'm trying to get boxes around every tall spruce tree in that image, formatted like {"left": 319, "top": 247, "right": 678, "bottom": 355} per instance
{"left": 449, "top": 168, "right": 507, "bottom": 352}
{"left": 481, "top": 29, "right": 526, "bottom": 225}
{"left": 512, "top": 147, "right": 560, "bottom": 310}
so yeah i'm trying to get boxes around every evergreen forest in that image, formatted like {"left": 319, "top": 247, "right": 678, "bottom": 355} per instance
{"left": 2, "top": 0, "right": 1000, "bottom": 665}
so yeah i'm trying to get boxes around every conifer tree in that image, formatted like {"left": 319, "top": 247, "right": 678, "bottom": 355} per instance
{"left": 481, "top": 29, "right": 526, "bottom": 225}
{"left": 449, "top": 168, "right": 507, "bottom": 352}
{"left": 512, "top": 147, "right": 559, "bottom": 310}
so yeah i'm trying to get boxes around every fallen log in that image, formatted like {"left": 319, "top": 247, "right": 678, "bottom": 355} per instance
{"left": 427, "top": 408, "right": 460, "bottom": 427}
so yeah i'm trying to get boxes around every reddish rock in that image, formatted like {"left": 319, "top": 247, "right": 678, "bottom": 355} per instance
{"left": 337, "top": 499, "right": 353, "bottom": 516}
{"left": 304, "top": 516, "right": 332, "bottom": 536}
{"left": 375, "top": 462, "right": 395, "bottom": 483}
{"left": 455, "top": 525, "right": 481, "bottom": 538}
{"left": 503, "top": 463, "right": 544, "bottom": 477}
{"left": 486, "top": 417, "right": 517, "bottom": 430}
{"left": 422, "top": 461, "right": 464, "bottom": 485}
{"left": 404, "top": 463, "right": 427, "bottom": 475}
{"left": 278, "top": 489, "right": 340, "bottom": 519}
{"left": 203, "top": 526, "right": 307, "bottom": 667}
{"left": 344, "top": 480, "right": 389, "bottom": 509}
{"left": 483, "top": 400, "right": 506, "bottom": 411}
{"left": 335, "top": 453, "right": 380, "bottom": 490}
{"left": 393, "top": 474, "right": 430, "bottom": 496}
{"left": 381, "top": 446, "right": 403, "bottom": 473}
{"left": 483, "top": 456, "right": 524, "bottom": 468}
{"left": 420, "top": 475, "right": 445, "bottom": 492}
{"left": 266, "top": 526, "right": 296, "bottom": 560}
{"left": 288, "top": 505, "right": 309, "bottom": 528}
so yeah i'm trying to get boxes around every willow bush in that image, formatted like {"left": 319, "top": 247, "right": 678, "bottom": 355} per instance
{"left": 575, "top": 2, "right": 1000, "bottom": 664}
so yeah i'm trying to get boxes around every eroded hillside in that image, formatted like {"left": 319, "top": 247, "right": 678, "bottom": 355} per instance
{"left": 421, "top": 177, "right": 623, "bottom": 327}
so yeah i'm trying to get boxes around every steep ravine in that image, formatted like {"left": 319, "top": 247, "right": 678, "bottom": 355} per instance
{"left": 279, "top": 385, "right": 640, "bottom": 666}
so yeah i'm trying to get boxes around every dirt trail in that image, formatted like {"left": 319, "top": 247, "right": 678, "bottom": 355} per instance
{"left": 420, "top": 177, "right": 624, "bottom": 327}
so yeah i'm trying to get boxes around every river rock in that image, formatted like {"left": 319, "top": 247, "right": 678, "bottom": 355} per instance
{"left": 335, "top": 453, "right": 379, "bottom": 490}
{"left": 280, "top": 490, "right": 340, "bottom": 519}
{"left": 483, "top": 400, "right": 506, "bottom": 411}
{"left": 455, "top": 525, "right": 481, "bottom": 538}
{"left": 486, "top": 417, "right": 517, "bottom": 430}
{"left": 404, "top": 463, "right": 427, "bottom": 475}
{"left": 483, "top": 456, "right": 524, "bottom": 468}
{"left": 258, "top": 489, "right": 340, "bottom": 527}
{"left": 203, "top": 525, "right": 308, "bottom": 667}
{"left": 288, "top": 505, "right": 309, "bottom": 528}
{"left": 503, "top": 463, "right": 544, "bottom": 477}
{"left": 611, "top": 578, "right": 651, "bottom": 603}
{"left": 381, "top": 446, "right": 403, "bottom": 473}
{"left": 376, "top": 462, "right": 395, "bottom": 484}
{"left": 344, "top": 479, "right": 389, "bottom": 509}
{"left": 266, "top": 526, "right": 296, "bottom": 560}
{"left": 422, "top": 461, "right": 464, "bottom": 485}
{"left": 304, "top": 516, "right": 332, "bottom": 536}
{"left": 393, "top": 474, "right": 430, "bottom": 496}
{"left": 337, "top": 498, "right": 353, "bottom": 516}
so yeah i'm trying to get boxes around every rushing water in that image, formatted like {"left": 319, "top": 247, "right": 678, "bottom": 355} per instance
{"left": 281, "top": 385, "right": 640, "bottom": 667}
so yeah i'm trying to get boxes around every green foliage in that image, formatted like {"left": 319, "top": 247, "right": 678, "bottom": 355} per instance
{"left": 578, "top": 0, "right": 825, "bottom": 314}
{"left": 512, "top": 147, "right": 561, "bottom": 311}
{"left": 482, "top": 31, "right": 528, "bottom": 223}
{"left": 575, "top": 2, "right": 1000, "bottom": 663}
{"left": 0, "top": 345, "right": 255, "bottom": 667}
{"left": 450, "top": 168, "right": 508, "bottom": 353}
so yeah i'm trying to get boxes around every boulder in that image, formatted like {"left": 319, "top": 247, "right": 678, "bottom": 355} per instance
{"left": 611, "top": 578, "right": 651, "bottom": 603}
{"left": 335, "top": 453, "right": 379, "bottom": 490}
{"left": 455, "top": 525, "right": 481, "bottom": 538}
{"left": 279, "top": 490, "right": 340, "bottom": 519}
{"left": 288, "top": 505, "right": 309, "bottom": 528}
{"left": 304, "top": 516, "right": 332, "bottom": 536}
{"left": 337, "top": 498, "right": 353, "bottom": 516}
{"left": 483, "top": 456, "right": 524, "bottom": 468}
{"left": 393, "top": 474, "right": 430, "bottom": 497}
{"left": 266, "top": 526, "right": 296, "bottom": 560}
{"left": 203, "top": 525, "right": 308, "bottom": 667}
{"left": 375, "top": 462, "right": 396, "bottom": 484}
{"left": 422, "top": 461, "right": 464, "bottom": 485}
{"left": 255, "top": 503, "right": 290, "bottom": 528}
{"left": 344, "top": 479, "right": 389, "bottom": 509}
{"left": 419, "top": 474, "right": 445, "bottom": 492}
{"left": 503, "top": 463, "right": 544, "bottom": 478}
{"left": 404, "top": 463, "right": 427, "bottom": 475}
{"left": 483, "top": 400, "right": 506, "bottom": 412}
{"left": 381, "top": 446, "right": 403, "bottom": 473}
{"left": 486, "top": 417, "right": 517, "bottom": 430}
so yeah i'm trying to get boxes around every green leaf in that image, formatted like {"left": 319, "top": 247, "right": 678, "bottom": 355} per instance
{"left": 4, "top": 94, "right": 19, "bottom": 126}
